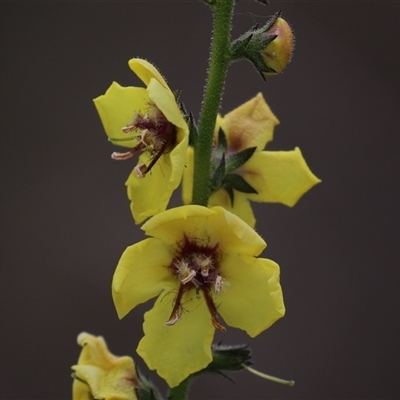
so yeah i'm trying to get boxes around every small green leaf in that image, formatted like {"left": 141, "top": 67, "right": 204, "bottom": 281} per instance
{"left": 226, "top": 146, "right": 256, "bottom": 173}
{"left": 224, "top": 173, "right": 258, "bottom": 194}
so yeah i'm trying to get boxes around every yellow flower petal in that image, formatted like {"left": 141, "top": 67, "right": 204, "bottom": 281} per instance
{"left": 122, "top": 79, "right": 188, "bottom": 224}
{"left": 126, "top": 153, "right": 174, "bottom": 224}
{"left": 126, "top": 124, "right": 188, "bottom": 224}
{"left": 75, "top": 333, "right": 119, "bottom": 366}
{"left": 72, "top": 333, "right": 138, "bottom": 400}
{"left": 136, "top": 292, "right": 214, "bottom": 388}
{"left": 142, "top": 205, "right": 265, "bottom": 255}
{"left": 123, "top": 80, "right": 189, "bottom": 223}
{"left": 141, "top": 204, "right": 216, "bottom": 244}
{"left": 128, "top": 58, "right": 169, "bottom": 90}
{"left": 93, "top": 82, "right": 148, "bottom": 148}
{"left": 182, "top": 147, "right": 194, "bottom": 205}
{"left": 182, "top": 97, "right": 319, "bottom": 226}
{"left": 243, "top": 147, "right": 321, "bottom": 206}
{"left": 208, "top": 189, "right": 256, "bottom": 228}
{"left": 147, "top": 79, "right": 187, "bottom": 132}
{"left": 220, "top": 93, "right": 279, "bottom": 152}
{"left": 112, "top": 238, "right": 176, "bottom": 319}
{"left": 218, "top": 256, "right": 285, "bottom": 337}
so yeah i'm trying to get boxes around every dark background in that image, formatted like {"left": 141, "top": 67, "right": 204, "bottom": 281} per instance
{"left": 1, "top": 1, "right": 399, "bottom": 399}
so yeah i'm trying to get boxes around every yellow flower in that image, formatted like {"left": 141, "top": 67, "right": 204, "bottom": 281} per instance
{"left": 71, "top": 332, "right": 138, "bottom": 400}
{"left": 112, "top": 205, "right": 285, "bottom": 387}
{"left": 94, "top": 58, "right": 189, "bottom": 224}
{"left": 183, "top": 93, "right": 321, "bottom": 228}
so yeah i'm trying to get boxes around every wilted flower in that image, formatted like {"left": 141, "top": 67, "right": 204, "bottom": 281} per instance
{"left": 72, "top": 332, "right": 138, "bottom": 400}
{"left": 112, "top": 205, "right": 285, "bottom": 387}
{"left": 183, "top": 93, "right": 320, "bottom": 227}
{"left": 94, "top": 58, "right": 189, "bottom": 224}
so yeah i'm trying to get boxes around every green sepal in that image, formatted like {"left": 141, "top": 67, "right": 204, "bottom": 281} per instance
{"left": 166, "top": 344, "right": 253, "bottom": 399}
{"left": 260, "top": 10, "right": 282, "bottom": 32}
{"left": 210, "top": 343, "right": 252, "bottom": 370}
{"left": 224, "top": 173, "right": 258, "bottom": 194}
{"left": 211, "top": 128, "right": 227, "bottom": 177}
{"left": 135, "top": 367, "right": 164, "bottom": 400}
{"left": 231, "top": 31, "right": 254, "bottom": 59}
{"left": 179, "top": 101, "right": 198, "bottom": 146}
{"left": 187, "top": 112, "right": 198, "bottom": 147}
{"left": 230, "top": 11, "right": 282, "bottom": 79}
{"left": 172, "top": 89, "right": 182, "bottom": 102}
{"left": 211, "top": 153, "right": 226, "bottom": 192}
{"left": 226, "top": 146, "right": 256, "bottom": 174}
{"left": 248, "top": 50, "right": 277, "bottom": 81}
{"left": 225, "top": 185, "right": 234, "bottom": 206}
{"left": 217, "top": 127, "right": 228, "bottom": 153}
{"left": 203, "top": 343, "right": 253, "bottom": 382}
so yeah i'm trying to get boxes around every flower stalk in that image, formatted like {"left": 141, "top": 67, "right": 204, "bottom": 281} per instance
{"left": 242, "top": 364, "right": 295, "bottom": 387}
{"left": 192, "top": 0, "right": 235, "bottom": 206}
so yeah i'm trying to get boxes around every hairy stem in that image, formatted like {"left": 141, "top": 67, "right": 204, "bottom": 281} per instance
{"left": 191, "top": 0, "right": 235, "bottom": 206}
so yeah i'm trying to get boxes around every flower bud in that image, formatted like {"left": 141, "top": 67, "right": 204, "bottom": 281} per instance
{"left": 261, "top": 17, "right": 294, "bottom": 75}
{"left": 231, "top": 12, "right": 294, "bottom": 79}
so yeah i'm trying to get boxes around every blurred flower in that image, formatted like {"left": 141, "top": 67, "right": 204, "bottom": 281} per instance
{"left": 94, "top": 58, "right": 189, "bottom": 224}
{"left": 112, "top": 205, "right": 285, "bottom": 387}
{"left": 183, "top": 93, "right": 320, "bottom": 227}
{"left": 72, "top": 332, "right": 138, "bottom": 400}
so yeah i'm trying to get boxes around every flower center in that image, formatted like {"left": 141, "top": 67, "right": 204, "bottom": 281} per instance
{"left": 111, "top": 103, "right": 177, "bottom": 177}
{"left": 165, "top": 235, "right": 228, "bottom": 332}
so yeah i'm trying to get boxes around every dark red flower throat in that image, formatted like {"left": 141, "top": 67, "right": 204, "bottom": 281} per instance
{"left": 166, "top": 235, "right": 226, "bottom": 332}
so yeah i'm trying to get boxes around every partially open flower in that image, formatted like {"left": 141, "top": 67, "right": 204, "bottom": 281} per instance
{"left": 94, "top": 58, "right": 189, "bottom": 224}
{"left": 71, "top": 332, "right": 138, "bottom": 400}
{"left": 112, "top": 205, "right": 285, "bottom": 387}
{"left": 183, "top": 93, "right": 320, "bottom": 228}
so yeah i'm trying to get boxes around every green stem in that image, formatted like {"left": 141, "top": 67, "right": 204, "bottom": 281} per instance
{"left": 191, "top": 0, "right": 235, "bottom": 206}
{"left": 167, "top": 377, "right": 191, "bottom": 400}
{"left": 242, "top": 364, "right": 295, "bottom": 387}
